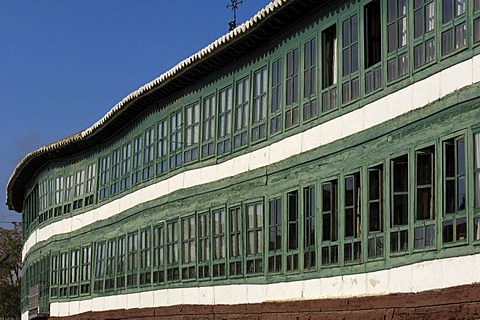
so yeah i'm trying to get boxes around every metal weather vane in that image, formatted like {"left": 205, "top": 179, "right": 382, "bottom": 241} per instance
{"left": 227, "top": 0, "right": 243, "bottom": 31}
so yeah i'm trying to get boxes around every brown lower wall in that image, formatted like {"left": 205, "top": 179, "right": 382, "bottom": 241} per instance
{"left": 50, "top": 283, "right": 480, "bottom": 320}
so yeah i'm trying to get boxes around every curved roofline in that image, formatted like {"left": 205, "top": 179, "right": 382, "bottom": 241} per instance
{"left": 7, "top": 0, "right": 326, "bottom": 211}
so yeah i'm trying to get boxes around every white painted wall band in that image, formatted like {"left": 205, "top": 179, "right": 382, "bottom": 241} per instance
{"left": 39, "top": 253, "right": 480, "bottom": 317}
{"left": 22, "top": 55, "right": 480, "bottom": 261}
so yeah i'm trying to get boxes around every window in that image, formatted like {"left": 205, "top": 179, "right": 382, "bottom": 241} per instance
{"left": 116, "top": 236, "right": 126, "bottom": 289}
{"left": 197, "top": 212, "right": 210, "bottom": 279}
{"left": 156, "top": 119, "right": 168, "bottom": 175}
{"left": 120, "top": 143, "right": 131, "bottom": 191}
{"left": 127, "top": 232, "right": 138, "bottom": 287}
{"left": 73, "top": 169, "right": 85, "bottom": 210}
{"left": 414, "top": 146, "right": 436, "bottom": 249}
{"left": 111, "top": 148, "right": 120, "bottom": 196}
{"left": 202, "top": 95, "right": 216, "bottom": 158}
{"left": 322, "top": 24, "right": 338, "bottom": 112}
{"left": 234, "top": 77, "right": 250, "bottom": 149}
{"left": 181, "top": 216, "right": 196, "bottom": 280}
{"left": 93, "top": 242, "right": 105, "bottom": 293}
{"left": 364, "top": 0, "right": 382, "bottom": 93}
{"left": 474, "top": 1, "right": 480, "bottom": 43}
{"left": 80, "top": 245, "right": 91, "bottom": 295}
{"left": 252, "top": 66, "right": 268, "bottom": 141}
{"left": 321, "top": 180, "right": 338, "bottom": 265}
{"left": 59, "top": 252, "right": 68, "bottom": 297}
{"left": 229, "top": 206, "right": 243, "bottom": 276}
{"left": 63, "top": 175, "right": 73, "bottom": 214}
{"left": 414, "top": 0, "right": 435, "bottom": 69}
{"left": 166, "top": 220, "right": 180, "bottom": 281}
{"left": 342, "top": 14, "right": 360, "bottom": 104}
{"left": 184, "top": 102, "right": 200, "bottom": 163}
{"left": 303, "top": 38, "right": 317, "bottom": 121}
{"left": 443, "top": 136, "right": 466, "bottom": 243}
{"left": 441, "top": 0, "right": 467, "bottom": 55}
{"left": 54, "top": 176, "right": 63, "bottom": 216}
{"left": 84, "top": 163, "right": 96, "bottom": 206}
{"left": 285, "top": 48, "right": 299, "bottom": 128}
{"left": 303, "top": 185, "right": 316, "bottom": 270}
{"left": 217, "top": 86, "right": 233, "bottom": 156}
{"left": 268, "top": 197, "right": 282, "bottom": 273}
{"left": 391, "top": 155, "right": 409, "bottom": 253}
{"left": 69, "top": 249, "right": 79, "bottom": 296}
{"left": 367, "top": 165, "right": 384, "bottom": 259}
{"left": 387, "top": 0, "right": 408, "bottom": 82}
{"left": 143, "top": 127, "right": 155, "bottom": 180}
{"left": 212, "top": 208, "right": 226, "bottom": 277}
{"left": 286, "top": 191, "right": 299, "bottom": 272}
{"left": 50, "top": 254, "right": 58, "bottom": 298}
{"left": 271, "top": 57, "right": 283, "bottom": 134}
{"left": 99, "top": 156, "right": 110, "bottom": 201}
{"left": 152, "top": 225, "right": 165, "bottom": 284}
{"left": 344, "top": 173, "right": 361, "bottom": 263}
{"left": 170, "top": 110, "right": 182, "bottom": 169}
{"left": 105, "top": 239, "right": 116, "bottom": 291}
{"left": 139, "top": 228, "right": 151, "bottom": 285}
{"left": 132, "top": 135, "right": 142, "bottom": 185}
{"left": 474, "top": 132, "right": 480, "bottom": 240}
{"left": 246, "top": 201, "right": 263, "bottom": 274}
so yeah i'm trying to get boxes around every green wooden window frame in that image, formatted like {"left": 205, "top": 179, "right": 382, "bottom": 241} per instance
{"left": 84, "top": 162, "right": 96, "bottom": 206}
{"left": 270, "top": 57, "right": 283, "bottom": 135}
{"left": 99, "top": 155, "right": 110, "bottom": 201}
{"left": 367, "top": 164, "right": 385, "bottom": 260}
{"left": 63, "top": 174, "right": 73, "bottom": 214}
{"left": 116, "top": 235, "right": 126, "bottom": 289}
{"left": 110, "top": 148, "right": 121, "bottom": 196}
{"left": 286, "top": 190, "right": 300, "bottom": 272}
{"left": 344, "top": 172, "right": 362, "bottom": 264}
{"left": 80, "top": 245, "right": 91, "bottom": 295}
{"left": 197, "top": 211, "right": 210, "bottom": 279}
{"left": 413, "top": 0, "right": 436, "bottom": 69}
{"left": 212, "top": 208, "right": 226, "bottom": 277}
{"left": 341, "top": 13, "right": 360, "bottom": 104}
{"left": 285, "top": 47, "right": 300, "bottom": 129}
{"left": 321, "top": 23, "right": 338, "bottom": 112}
{"left": 414, "top": 146, "right": 436, "bottom": 250}
{"left": 132, "top": 135, "right": 143, "bottom": 185}
{"left": 93, "top": 241, "right": 105, "bottom": 293}
{"left": 139, "top": 227, "right": 151, "bottom": 286}
{"left": 386, "top": 0, "right": 409, "bottom": 82}
{"left": 143, "top": 127, "right": 155, "bottom": 180}
{"left": 69, "top": 248, "right": 80, "bottom": 297}
{"left": 390, "top": 154, "right": 409, "bottom": 253}
{"left": 73, "top": 168, "right": 85, "bottom": 210}
{"left": 228, "top": 206, "right": 243, "bottom": 276}
{"left": 169, "top": 110, "right": 182, "bottom": 170}
{"left": 120, "top": 142, "right": 131, "bottom": 192}
{"left": 217, "top": 85, "right": 233, "bottom": 156}
{"left": 166, "top": 220, "right": 180, "bottom": 282}
{"left": 303, "top": 185, "right": 316, "bottom": 270}
{"left": 321, "top": 179, "right": 338, "bottom": 266}
{"left": 251, "top": 66, "right": 268, "bottom": 142}
{"left": 441, "top": 0, "right": 467, "bottom": 56}
{"left": 105, "top": 239, "right": 116, "bottom": 291}
{"left": 233, "top": 77, "right": 250, "bottom": 149}
{"left": 474, "top": 1, "right": 480, "bottom": 43}
{"left": 181, "top": 215, "right": 196, "bottom": 281}
{"left": 54, "top": 175, "right": 63, "bottom": 216}
{"left": 268, "top": 196, "right": 282, "bottom": 273}
{"left": 364, "top": 0, "right": 382, "bottom": 94}
{"left": 442, "top": 135, "right": 467, "bottom": 243}
{"left": 50, "top": 254, "right": 58, "bottom": 298}
{"left": 127, "top": 231, "right": 138, "bottom": 287}
{"left": 184, "top": 102, "right": 200, "bottom": 164}
{"left": 152, "top": 224, "right": 165, "bottom": 284}
{"left": 202, "top": 94, "right": 216, "bottom": 158}
{"left": 473, "top": 132, "right": 480, "bottom": 241}
{"left": 156, "top": 118, "right": 168, "bottom": 176}
{"left": 303, "top": 38, "right": 318, "bottom": 122}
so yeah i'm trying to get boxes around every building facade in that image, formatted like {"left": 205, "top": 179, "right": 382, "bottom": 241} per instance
{"left": 7, "top": 0, "right": 480, "bottom": 319}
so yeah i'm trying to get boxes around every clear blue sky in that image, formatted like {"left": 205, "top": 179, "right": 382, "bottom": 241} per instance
{"left": 0, "top": 0, "right": 271, "bottom": 228}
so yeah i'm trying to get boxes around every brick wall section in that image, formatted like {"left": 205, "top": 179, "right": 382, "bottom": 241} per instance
{"left": 50, "top": 283, "right": 480, "bottom": 320}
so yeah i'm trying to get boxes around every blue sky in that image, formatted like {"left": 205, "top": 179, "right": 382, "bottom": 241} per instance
{"left": 0, "top": 0, "right": 271, "bottom": 228}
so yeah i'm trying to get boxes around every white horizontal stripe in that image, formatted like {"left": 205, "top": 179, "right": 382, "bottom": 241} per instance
{"left": 22, "top": 55, "right": 480, "bottom": 261}
{"left": 48, "top": 253, "right": 480, "bottom": 317}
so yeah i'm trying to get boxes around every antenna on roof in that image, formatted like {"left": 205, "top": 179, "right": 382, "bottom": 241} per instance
{"left": 227, "top": 0, "right": 243, "bottom": 31}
